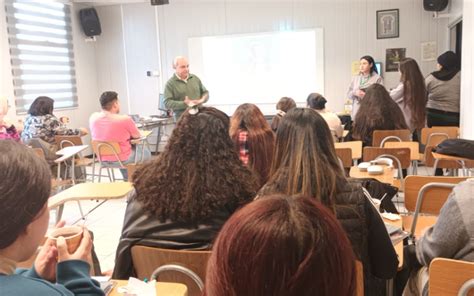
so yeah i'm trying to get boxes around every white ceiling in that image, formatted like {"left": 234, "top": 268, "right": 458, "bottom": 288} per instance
{"left": 72, "top": 0, "right": 147, "bottom": 6}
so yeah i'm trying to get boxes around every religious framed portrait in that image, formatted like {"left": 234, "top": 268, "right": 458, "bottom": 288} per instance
{"left": 376, "top": 9, "right": 399, "bottom": 39}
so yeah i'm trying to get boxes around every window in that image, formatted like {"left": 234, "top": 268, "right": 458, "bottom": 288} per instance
{"left": 5, "top": 0, "right": 77, "bottom": 113}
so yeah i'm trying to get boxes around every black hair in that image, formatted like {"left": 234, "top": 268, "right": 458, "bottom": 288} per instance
{"left": 28, "top": 96, "right": 54, "bottom": 116}
{"left": 100, "top": 91, "right": 118, "bottom": 110}
{"left": 306, "top": 93, "right": 327, "bottom": 110}
{"left": 360, "top": 55, "right": 378, "bottom": 74}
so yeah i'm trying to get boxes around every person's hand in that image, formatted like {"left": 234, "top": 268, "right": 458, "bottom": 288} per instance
{"left": 184, "top": 96, "right": 193, "bottom": 106}
{"left": 57, "top": 227, "right": 92, "bottom": 263}
{"left": 79, "top": 127, "right": 88, "bottom": 136}
{"left": 34, "top": 220, "right": 66, "bottom": 282}
{"left": 356, "top": 90, "right": 366, "bottom": 98}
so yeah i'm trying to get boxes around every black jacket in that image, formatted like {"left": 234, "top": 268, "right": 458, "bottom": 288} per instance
{"left": 337, "top": 179, "right": 399, "bottom": 295}
{"left": 112, "top": 192, "right": 233, "bottom": 279}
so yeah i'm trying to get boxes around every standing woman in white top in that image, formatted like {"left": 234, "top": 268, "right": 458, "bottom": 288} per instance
{"left": 390, "top": 58, "right": 427, "bottom": 140}
{"left": 347, "top": 55, "right": 383, "bottom": 119}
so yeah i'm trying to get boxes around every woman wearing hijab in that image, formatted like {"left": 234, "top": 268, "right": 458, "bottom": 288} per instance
{"left": 425, "top": 51, "right": 461, "bottom": 127}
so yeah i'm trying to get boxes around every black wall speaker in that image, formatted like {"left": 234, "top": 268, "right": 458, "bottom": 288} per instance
{"left": 423, "top": 0, "right": 449, "bottom": 11}
{"left": 79, "top": 8, "right": 102, "bottom": 37}
{"left": 151, "top": 0, "right": 169, "bottom": 5}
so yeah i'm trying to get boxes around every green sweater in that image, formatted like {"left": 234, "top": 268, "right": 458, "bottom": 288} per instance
{"left": 0, "top": 260, "right": 104, "bottom": 296}
{"left": 164, "top": 74, "right": 208, "bottom": 118}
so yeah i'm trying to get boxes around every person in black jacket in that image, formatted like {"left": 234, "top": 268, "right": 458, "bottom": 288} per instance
{"left": 259, "top": 108, "right": 399, "bottom": 295}
{"left": 112, "top": 107, "right": 258, "bottom": 279}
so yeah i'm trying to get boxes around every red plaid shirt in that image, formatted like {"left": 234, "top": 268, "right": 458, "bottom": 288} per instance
{"left": 238, "top": 130, "right": 249, "bottom": 166}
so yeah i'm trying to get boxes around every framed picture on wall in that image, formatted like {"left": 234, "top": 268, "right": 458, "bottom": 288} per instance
{"left": 377, "top": 9, "right": 399, "bottom": 39}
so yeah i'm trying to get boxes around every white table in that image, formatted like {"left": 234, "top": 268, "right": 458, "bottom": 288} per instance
{"left": 55, "top": 145, "right": 88, "bottom": 183}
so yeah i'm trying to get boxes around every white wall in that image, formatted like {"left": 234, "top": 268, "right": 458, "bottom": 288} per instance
{"left": 91, "top": 0, "right": 454, "bottom": 115}
{"left": 460, "top": 0, "right": 473, "bottom": 139}
{"left": 0, "top": 1, "right": 100, "bottom": 150}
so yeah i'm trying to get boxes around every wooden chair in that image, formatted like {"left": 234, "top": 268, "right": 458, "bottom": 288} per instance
{"left": 384, "top": 141, "right": 421, "bottom": 174}
{"left": 355, "top": 260, "right": 364, "bottom": 296}
{"left": 55, "top": 135, "right": 94, "bottom": 182}
{"left": 91, "top": 140, "right": 125, "bottom": 182}
{"left": 430, "top": 258, "right": 474, "bottom": 296}
{"left": 335, "top": 141, "right": 363, "bottom": 166}
{"left": 372, "top": 129, "right": 411, "bottom": 147}
{"left": 363, "top": 147, "right": 411, "bottom": 189}
{"left": 131, "top": 246, "right": 211, "bottom": 296}
{"left": 421, "top": 126, "right": 459, "bottom": 147}
{"left": 336, "top": 148, "right": 352, "bottom": 169}
{"left": 403, "top": 175, "right": 467, "bottom": 238}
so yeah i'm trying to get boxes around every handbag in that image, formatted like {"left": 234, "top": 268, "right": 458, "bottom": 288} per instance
{"left": 433, "top": 138, "right": 474, "bottom": 160}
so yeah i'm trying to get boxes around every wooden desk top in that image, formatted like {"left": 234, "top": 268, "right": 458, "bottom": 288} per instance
{"left": 140, "top": 130, "right": 153, "bottom": 138}
{"left": 402, "top": 215, "right": 438, "bottom": 239}
{"left": 384, "top": 141, "right": 421, "bottom": 161}
{"left": 48, "top": 182, "right": 133, "bottom": 209}
{"left": 432, "top": 152, "right": 472, "bottom": 162}
{"left": 349, "top": 166, "right": 395, "bottom": 186}
{"left": 335, "top": 141, "right": 363, "bottom": 160}
{"left": 109, "top": 280, "right": 187, "bottom": 296}
{"left": 383, "top": 217, "right": 404, "bottom": 270}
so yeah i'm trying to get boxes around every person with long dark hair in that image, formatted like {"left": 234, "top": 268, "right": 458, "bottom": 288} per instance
{"left": 351, "top": 84, "right": 408, "bottom": 147}
{"left": 0, "top": 141, "right": 102, "bottom": 295}
{"left": 390, "top": 58, "right": 427, "bottom": 138}
{"left": 347, "top": 55, "right": 384, "bottom": 118}
{"left": 425, "top": 51, "right": 461, "bottom": 127}
{"left": 204, "top": 195, "right": 356, "bottom": 296}
{"left": 230, "top": 103, "right": 275, "bottom": 188}
{"left": 112, "top": 107, "right": 258, "bottom": 279}
{"left": 21, "top": 96, "right": 87, "bottom": 144}
{"left": 270, "top": 96, "right": 296, "bottom": 132}
{"left": 259, "top": 108, "right": 398, "bottom": 295}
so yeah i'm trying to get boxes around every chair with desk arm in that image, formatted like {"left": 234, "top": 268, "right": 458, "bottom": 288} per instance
{"left": 429, "top": 258, "right": 474, "bottom": 296}
{"left": 55, "top": 135, "right": 94, "bottom": 182}
{"left": 131, "top": 246, "right": 211, "bottom": 296}
{"left": 402, "top": 175, "right": 467, "bottom": 240}
{"left": 372, "top": 129, "right": 412, "bottom": 148}
{"left": 91, "top": 140, "right": 127, "bottom": 182}
{"left": 362, "top": 147, "right": 410, "bottom": 190}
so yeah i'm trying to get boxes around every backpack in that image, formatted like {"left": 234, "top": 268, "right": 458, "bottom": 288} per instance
{"left": 433, "top": 138, "right": 474, "bottom": 160}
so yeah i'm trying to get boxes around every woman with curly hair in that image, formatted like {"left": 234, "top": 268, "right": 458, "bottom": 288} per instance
{"left": 112, "top": 107, "right": 258, "bottom": 279}
{"left": 230, "top": 103, "right": 275, "bottom": 188}
{"left": 350, "top": 84, "right": 408, "bottom": 147}
{"left": 270, "top": 97, "right": 296, "bottom": 132}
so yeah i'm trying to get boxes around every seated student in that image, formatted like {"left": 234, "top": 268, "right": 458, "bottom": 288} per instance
{"left": 307, "top": 92, "right": 343, "bottom": 141}
{"left": 0, "top": 141, "right": 103, "bottom": 296}
{"left": 259, "top": 108, "right": 398, "bottom": 295}
{"left": 229, "top": 103, "right": 275, "bottom": 188}
{"left": 403, "top": 179, "right": 474, "bottom": 296}
{"left": 112, "top": 107, "right": 258, "bottom": 279}
{"left": 89, "top": 91, "right": 151, "bottom": 180}
{"left": 0, "top": 97, "right": 20, "bottom": 141}
{"left": 270, "top": 96, "right": 296, "bottom": 132}
{"left": 204, "top": 195, "right": 356, "bottom": 296}
{"left": 21, "top": 96, "right": 88, "bottom": 145}
{"left": 347, "top": 84, "right": 408, "bottom": 147}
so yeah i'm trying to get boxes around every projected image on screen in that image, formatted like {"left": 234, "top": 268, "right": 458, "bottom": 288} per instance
{"left": 189, "top": 29, "right": 324, "bottom": 113}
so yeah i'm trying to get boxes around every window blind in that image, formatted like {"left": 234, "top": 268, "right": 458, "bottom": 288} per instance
{"left": 5, "top": 0, "right": 77, "bottom": 113}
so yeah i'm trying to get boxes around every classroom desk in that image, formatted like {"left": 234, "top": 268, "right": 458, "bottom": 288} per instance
{"left": 55, "top": 145, "right": 88, "bottom": 183}
{"left": 109, "top": 280, "right": 187, "bottom": 296}
{"left": 335, "top": 141, "right": 363, "bottom": 165}
{"left": 48, "top": 182, "right": 133, "bottom": 223}
{"left": 349, "top": 166, "right": 396, "bottom": 186}
{"left": 402, "top": 215, "right": 438, "bottom": 239}
{"left": 432, "top": 152, "right": 474, "bottom": 176}
{"left": 131, "top": 130, "right": 153, "bottom": 162}
{"left": 136, "top": 117, "right": 174, "bottom": 153}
